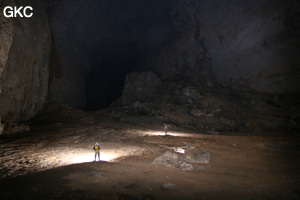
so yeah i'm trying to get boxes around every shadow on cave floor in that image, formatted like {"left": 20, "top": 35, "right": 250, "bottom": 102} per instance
{"left": 0, "top": 105, "right": 300, "bottom": 200}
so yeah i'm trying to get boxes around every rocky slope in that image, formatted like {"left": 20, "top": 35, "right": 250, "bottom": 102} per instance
{"left": 106, "top": 71, "right": 299, "bottom": 134}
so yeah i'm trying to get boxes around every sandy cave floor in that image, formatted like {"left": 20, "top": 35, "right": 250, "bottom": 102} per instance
{"left": 0, "top": 108, "right": 300, "bottom": 200}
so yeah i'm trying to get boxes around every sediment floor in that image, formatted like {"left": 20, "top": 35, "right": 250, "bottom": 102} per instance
{"left": 0, "top": 108, "right": 299, "bottom": 200}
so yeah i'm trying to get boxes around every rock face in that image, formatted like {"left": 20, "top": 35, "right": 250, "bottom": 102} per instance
{"left": 0, "top": 0, "right": 14, "bottom": 134}
{"left": 0, "top": 0, "right": 13, "bottom": 77}
{"left": 198, "top": 0, "right": 300, "bottom": 94}
{"left": 122, "top": 72, "right": 162, "bottom": 105}
{"left": 144, "top": 0, "right": 300, "bottom": 94}
{"left": 0, "top": 0, "right": 51, "bottom": 130}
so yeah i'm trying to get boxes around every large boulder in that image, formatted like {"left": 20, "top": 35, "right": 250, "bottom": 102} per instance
{"left": 153, "top": 151, "right": 193, "bottom": 170}
{"left": 153, "top": 147, "right": 210, "bottom": 170}
{"left": 184, "top": 144, "right": 210, "bottom": 163}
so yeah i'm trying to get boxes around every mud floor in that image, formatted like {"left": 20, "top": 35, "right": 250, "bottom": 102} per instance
{"left": 0, "top": 106, "right": 299, "bottom": 200}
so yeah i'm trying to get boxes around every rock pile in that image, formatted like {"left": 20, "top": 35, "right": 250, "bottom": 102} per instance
{"left": 107, "top": 71, "right": 299, "bottom": 134}
{"left": 153, "top": 151, "right": 194, "bottom": 170}
{"left": 153, "top": 144, "right": 210, "bottom": 170}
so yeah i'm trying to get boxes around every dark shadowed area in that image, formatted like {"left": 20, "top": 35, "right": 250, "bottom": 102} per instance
{"left": 47, "top": 0, "right": 176, "bottom": 110}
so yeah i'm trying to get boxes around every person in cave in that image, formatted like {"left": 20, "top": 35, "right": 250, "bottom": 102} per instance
{"left": 93, "top": 143, "right": 101, "bottom": 161}
{"left": 164, "top": 124, "right": 168, "bottom": 135}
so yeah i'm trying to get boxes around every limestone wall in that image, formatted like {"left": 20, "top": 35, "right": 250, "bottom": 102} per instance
{"left": 0, "top": 0, "right": 51, "bottom": 131}
{"left": 0, "top": 0, "right": 14, "bottom": 134}
{"left": 199, "top": 0, "right": 300, "bottom": 94}
{"left": 145, "top": 0, "right": 300, "bottom": 94}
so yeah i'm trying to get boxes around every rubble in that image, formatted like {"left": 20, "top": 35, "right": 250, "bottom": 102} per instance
{"left": 153, "top": 151, "right": 193, "bottom": 170}
{"left": 153, "top": 144, "right": 209, "bottom": 170}
{"left": 106, "top": 71, "right": 299, "bottom": 134}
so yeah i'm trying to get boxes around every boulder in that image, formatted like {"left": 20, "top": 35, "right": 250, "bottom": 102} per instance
{"left": 153, "top": 151, "right": 193, "bottom": 170}
{"left": 190, "top": 109, "right": 205, "bottom": 117}
{"left": 184, "top": 144, "right": 210, "bottom": 163}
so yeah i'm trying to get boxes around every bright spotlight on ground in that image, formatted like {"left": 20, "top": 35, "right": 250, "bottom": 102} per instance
{"left": 69, "top": 150, "right": 120, "bottom": 163}
{"left": 143, "top": 130, "right": 194, "bottom": 137}
{"left": 46, "top": 148, "right": 122, "bottom": 167}
{"left": 71, "top": 153, "right": 94, "bottom": 163}
{"left": 144, "top": 131, "right": 166, "bottom": 136}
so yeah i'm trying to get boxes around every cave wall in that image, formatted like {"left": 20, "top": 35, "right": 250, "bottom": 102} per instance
{"left": 0, "top": 0, "right": 14, "bottom": 133}
{"left": 47, "top": 0, "right": 90, "bottom": 108}
{"left": 47, "top": 0, "right": 176, "bottom": 109}
{"left": 144, "top": 0, "right": 300, "bottom": 94}
{"left": 0, "top": 0, "right": 299, "bottom": 132}
{"left": 141, "top": 0, "right": 215, "bottom": 88}
{"left": 47, "top": 0, "right": 300, "bottom": 114}
{"left": 0, "top": 0, "right": 13, "bottom": 78}
{"left": 0, "top": 0, "right": 51, "bottom": 127}
{"left": 199, "top": 0, "right": 300, "bottom": 94}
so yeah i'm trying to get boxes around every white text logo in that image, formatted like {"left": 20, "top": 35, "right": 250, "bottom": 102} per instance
{"left": 3, "top": 6, "right": 33, "bottom": 18}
